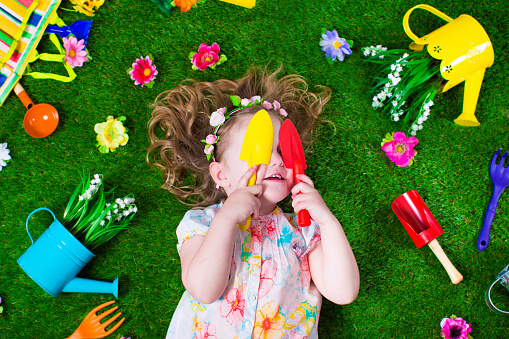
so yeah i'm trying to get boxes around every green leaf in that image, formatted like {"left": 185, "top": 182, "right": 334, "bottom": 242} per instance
{"left": 326, "top": 57, "right": 335, "bottom": 65}
{"left": 231, "top": 95, "right": 241, "bottom": 106}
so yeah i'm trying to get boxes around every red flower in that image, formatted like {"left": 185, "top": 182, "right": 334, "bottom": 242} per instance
{"left": 192, "top": 43, "right": 220, "bottom": 71}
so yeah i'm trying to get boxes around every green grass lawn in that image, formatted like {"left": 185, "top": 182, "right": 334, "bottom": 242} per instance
{"left": 1, "top": 0, "right": 509, "bottom": 337}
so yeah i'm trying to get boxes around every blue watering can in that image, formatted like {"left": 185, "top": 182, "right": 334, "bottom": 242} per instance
{"left": 45, "top": 20, "right": 93, "bottom": 46}
{"left": 17, "top": 208, "right": 119, "bottom": 298}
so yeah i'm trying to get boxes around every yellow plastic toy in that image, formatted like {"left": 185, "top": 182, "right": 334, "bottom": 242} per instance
{"left": 238, "top": 109, "right": 273, "bottom": 231}
{"left": 219, "top": 0, "right": 255, "bottom": 8}
{"left": 403, "top": 4, "right": 494, "bottom": 126}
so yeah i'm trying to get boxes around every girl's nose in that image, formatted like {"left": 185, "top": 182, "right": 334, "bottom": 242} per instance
{"left": 270, "top": 148, "right": 284, "bottom": 167}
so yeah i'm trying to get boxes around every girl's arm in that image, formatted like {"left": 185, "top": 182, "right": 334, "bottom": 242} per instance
{"left": 179, "top": 166, "right": 262, "bottom": 304}
{"left": 291, "top": 174, "right": 360, "bottom": 305}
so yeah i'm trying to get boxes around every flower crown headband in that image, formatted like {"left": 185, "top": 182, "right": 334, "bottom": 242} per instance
{"left": 202, "top": 95, "right": 288, "bottom": 161}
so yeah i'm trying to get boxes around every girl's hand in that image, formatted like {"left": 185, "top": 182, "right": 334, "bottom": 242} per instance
{"left": 220, "top": 165, "right": 262, "bottom": 224}
{"left": 291, "top": 174, "right": 336, "bottom": 226}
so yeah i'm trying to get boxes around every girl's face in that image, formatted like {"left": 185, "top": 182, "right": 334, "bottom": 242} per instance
{"left": 220, "top": 114, "right": 294, "bottom": 214}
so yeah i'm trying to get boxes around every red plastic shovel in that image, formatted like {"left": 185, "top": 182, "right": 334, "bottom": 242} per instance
{"left": 392, "top": 190, "right": 463, "bottom": 284}
{"left": 279, "top": 120, "right": 311, "bottom": 227}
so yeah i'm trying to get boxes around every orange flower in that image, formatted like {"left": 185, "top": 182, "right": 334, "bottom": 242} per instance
{"left": 174, "top": 0, "right": 197, "bottom": 12}
{"left": 253, "top": 301, "right": 286, "bottom": 339}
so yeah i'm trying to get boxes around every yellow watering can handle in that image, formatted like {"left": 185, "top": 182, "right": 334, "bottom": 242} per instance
{"left": 403, "top": 4, "right": 454, "bottom": 42}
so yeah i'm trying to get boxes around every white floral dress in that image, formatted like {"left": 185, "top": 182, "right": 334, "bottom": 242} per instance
{"left": 166, "top": 203, "right": 322, "bottom": 339}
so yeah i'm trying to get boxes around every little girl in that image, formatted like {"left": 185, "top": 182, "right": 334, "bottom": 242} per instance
{"left": 147, "top": 66, "right": 359, "bottom": 338}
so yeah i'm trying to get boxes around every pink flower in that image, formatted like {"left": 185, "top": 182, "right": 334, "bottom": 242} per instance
{"left": 279, "top": 108, "right": 288, "bottom": 117}
{"left": 210, "top": 110, "right": 225, "bottom": 127}
{"left": 129, "top": 56, "right": 158, "bottom": 87}
{"left": 195, "top": 322, "right": 217, "bottom": 339}
{"left": 63, "top": 36, "right": 88, "bottom": 68}
{"left": 192, "top": 43, "right": 220, "bottom": 71}
{"left": 263, "top": 101, "right": 273, "bottom": 110}
{"left": 249, "top": 96, "right": 262, "bottom": 103}
{"left": 272, "top": 100, "right": 281, "bottom": 110}
{"left": 440, "top": 316, "right": 471, "bottom": 339}
{"left": 205, "top": 134, "right": 217, "bottom": 144}
{"left": 381, "top": 131, "right": 418, "bottom": 167}
{"left": 241, "top": 98, "right": 251, "bottom": 106}
{"left": 220, "top": 286, "right": 245, "bottom": 327}
{"left": 258, "top": 258, "right": 277, "bottom": 298}
{"left": 204, "top": 145, "right": 214, "bottom": 155}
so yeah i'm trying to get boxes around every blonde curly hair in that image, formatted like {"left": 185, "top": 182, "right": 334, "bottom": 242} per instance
{"left": 147, "top": 66, "right": 331, "bottom": 207}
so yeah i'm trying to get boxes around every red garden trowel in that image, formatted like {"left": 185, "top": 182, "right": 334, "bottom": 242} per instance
{"left": 45, "top": 20, "right": 93, "bottom": 46}
{"left": 279, "top": 120, "right": 311, "bottom": 227}
{"left": 392, "top": 190, "right": 463, "bottom": 284}
{"left": 239, "top": 110, "right": 273, "bottom": 231}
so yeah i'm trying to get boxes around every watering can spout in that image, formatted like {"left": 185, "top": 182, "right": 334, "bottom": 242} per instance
{"left": 62, "top": 277, "right": 119, "bottom": 299}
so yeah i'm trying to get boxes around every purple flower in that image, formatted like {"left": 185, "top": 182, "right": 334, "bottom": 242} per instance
{"left": 319, "top": 30, "right": 352, "bottom": 61}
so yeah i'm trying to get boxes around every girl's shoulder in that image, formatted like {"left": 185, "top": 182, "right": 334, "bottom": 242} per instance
{"left": 183, "top": 203, "right": 223, "bottom": 222}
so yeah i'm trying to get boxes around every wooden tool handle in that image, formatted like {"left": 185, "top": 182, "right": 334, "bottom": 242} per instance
{"left": 427, "top": 239, "right": 463, "bottom": 284}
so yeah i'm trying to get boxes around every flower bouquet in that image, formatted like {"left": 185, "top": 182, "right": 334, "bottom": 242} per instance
{"left": 62, "top": 173, "right": 137, "bottom": 250}
{"left": 362, "top": 45, "right": 442, "bottom": 136}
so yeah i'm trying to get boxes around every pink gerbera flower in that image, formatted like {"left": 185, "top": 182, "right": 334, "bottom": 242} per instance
{"left": 440, "top": 316, "right": 472, "bottom": 339}
{"left": 381, "top": 131, "right": 418, "bottom": 167}
{"left": 129, "top": 56, "right": 158, "bottom": 87}
{"left": 63, "top": 36, "right": 88, "bottom": 68}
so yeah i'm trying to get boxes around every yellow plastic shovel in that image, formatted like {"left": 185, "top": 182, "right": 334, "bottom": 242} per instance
{"left": 238, "top": 109, "right": 273, "bottom": 230}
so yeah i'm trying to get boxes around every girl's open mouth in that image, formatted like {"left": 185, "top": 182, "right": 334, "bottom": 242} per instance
{"left": 264, "top": 174, "right": 285, "bottom": 181}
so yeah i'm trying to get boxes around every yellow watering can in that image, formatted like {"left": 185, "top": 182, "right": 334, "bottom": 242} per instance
{"left": 403, "top": 4, "right": 494, "bottom": 126}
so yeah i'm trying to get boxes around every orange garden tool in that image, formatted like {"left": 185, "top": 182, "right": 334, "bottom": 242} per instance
{"left": 67, "top": 301, "right": 125, "bottom": 339}
{"left": 392, "top": 190, "right": 463, "bottom": 284}
{"left": 239, "top": 109, "right": 273, "bottom": 231}
{"left": 279, "top": 119, "right": 311, "bottom": 227}
{"left": 14, "top": 83, "right": 59, "bottom": 138}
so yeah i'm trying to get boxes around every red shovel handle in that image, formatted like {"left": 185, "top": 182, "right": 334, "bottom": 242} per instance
{"left": 295, "top": 175, "right": 311, "bottom": 227}
{"left": 294, "top": 162, "right": 311, "bottom": 227}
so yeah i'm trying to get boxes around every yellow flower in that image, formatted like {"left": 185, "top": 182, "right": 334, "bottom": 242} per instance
{"left": 69, "top": 0, "right": 105, "bottom": 16}
{"left": 284, "top": 300, "right": 317, "bottom": 334}
{"left": 94, "top": 116, "right": 129, "bottom": 153}
{"left": 253, "top": 301, "right": 286, "bottom": 339}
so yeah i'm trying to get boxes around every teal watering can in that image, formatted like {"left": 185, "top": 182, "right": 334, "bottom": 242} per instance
{"left": 17, "top": 208, "right": 119, "bottom": 298}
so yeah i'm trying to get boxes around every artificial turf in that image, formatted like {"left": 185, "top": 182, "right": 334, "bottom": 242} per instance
{"left": 1, "top": 0, "right": 509, "bottom": 337}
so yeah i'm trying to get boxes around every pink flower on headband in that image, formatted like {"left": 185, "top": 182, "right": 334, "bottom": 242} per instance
{"left": 205, "top": 134, "right": 217, "bottom": 144}
{"left": 279, "top": 108, "right": 288, "bottom": 117}
{"left": 191, "top": 43, "right": 227, "bottom": 71}
{"left": 204, "top": 145, "right": 214, "bottom": 155}
{"left": 210, "top": 108, "right": 226, "bottom": 127}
